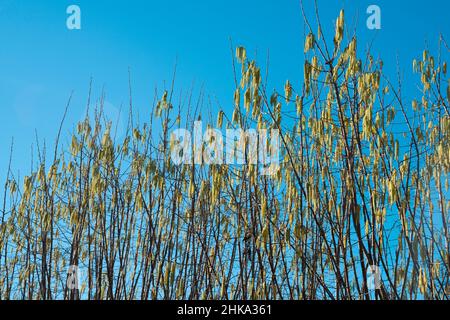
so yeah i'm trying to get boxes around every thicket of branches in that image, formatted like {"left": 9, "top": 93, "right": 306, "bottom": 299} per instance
{"left": 0, "top": 9, "right": 449, "bottom": 300}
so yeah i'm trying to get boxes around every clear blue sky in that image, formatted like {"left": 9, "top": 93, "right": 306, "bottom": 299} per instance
{"left": 0, "top": 0, "right": 449, "bottom": 181}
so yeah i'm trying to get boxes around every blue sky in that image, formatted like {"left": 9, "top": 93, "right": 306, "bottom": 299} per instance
{"left": 0, "top": 0, "right": 449, "bottom": 181}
